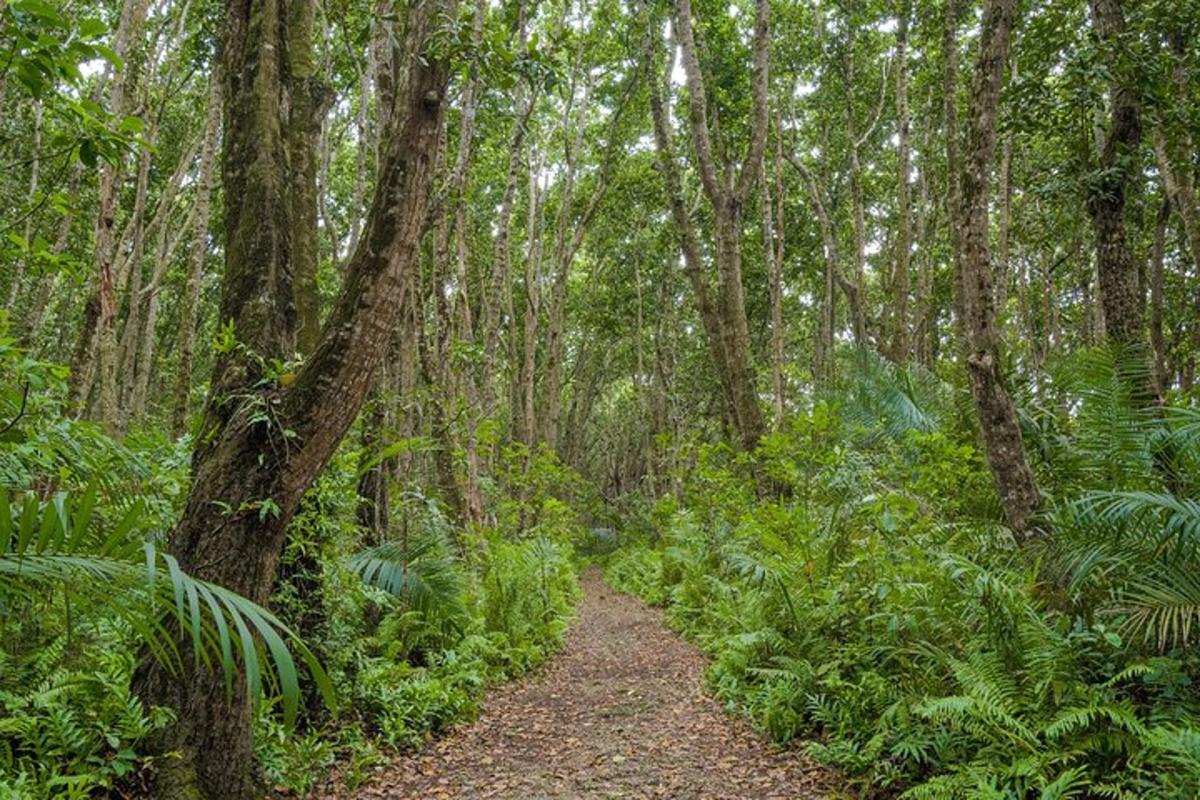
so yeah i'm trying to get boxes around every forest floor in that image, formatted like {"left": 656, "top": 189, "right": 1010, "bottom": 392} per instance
{"left": 330, "top": 568, "right": 833, "bottom": 799}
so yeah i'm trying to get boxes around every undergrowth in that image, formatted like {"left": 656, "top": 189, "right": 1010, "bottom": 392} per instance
{"left": 607, "top": 350, "right": 1200, "bottom": 799}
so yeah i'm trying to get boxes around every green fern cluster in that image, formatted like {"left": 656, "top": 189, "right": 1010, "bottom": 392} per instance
{"left": 0, "top": 637, "right": 173, "bottom": 798}
{"left": 607, "top": 345, "right": 1200, "bottom": 798}
{"left": 256, "top": 477, "right": 582, "bottom": 793}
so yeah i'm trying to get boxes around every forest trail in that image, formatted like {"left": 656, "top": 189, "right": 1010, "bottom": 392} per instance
{"left": 334, "top": 568, "right": 833, "bottom": 799}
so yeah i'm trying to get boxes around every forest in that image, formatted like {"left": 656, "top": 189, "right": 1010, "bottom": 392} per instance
{"left": 1, "top": 0, "right": 1199, "bottom": 796}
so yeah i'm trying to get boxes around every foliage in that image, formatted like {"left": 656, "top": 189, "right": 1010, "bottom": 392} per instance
{"left": 607, "top": 359, "right": 1200, "bottom": 798}
{"left": 0, "top": 643, "right": 174, "bottom": 799}
{"left": 258, "top": 521, "right": 579, "bottom": 793}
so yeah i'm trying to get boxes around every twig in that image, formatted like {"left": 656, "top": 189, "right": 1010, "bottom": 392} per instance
{"left": 0, "top": 382, "right": 30, "bottom": 437}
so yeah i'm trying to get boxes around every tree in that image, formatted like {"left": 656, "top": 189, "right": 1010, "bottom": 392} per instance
{"left": 1085, "top": 0, "right": 1145, "bottom": 351}
{"left": 954, "top": 0, "right": 1041, "bottom": 538}
{"left": 646, "top": 0, "right": 770, "bottom": 454}
{"left": 132, "top": 0, "right": 454, "bottom": 794}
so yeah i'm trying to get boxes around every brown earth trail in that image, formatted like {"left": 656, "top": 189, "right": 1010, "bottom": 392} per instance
{"left": 333, "top": 568, "right": 833, "bottom": 799}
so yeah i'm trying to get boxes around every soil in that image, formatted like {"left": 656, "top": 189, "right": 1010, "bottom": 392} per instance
{"left": 330, "top": 568, "right": 834, "bottom": 799}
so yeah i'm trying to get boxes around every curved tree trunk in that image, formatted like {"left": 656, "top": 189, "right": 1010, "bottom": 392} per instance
{"left": 133, "top": 1, "right": 452, "bottom": 796}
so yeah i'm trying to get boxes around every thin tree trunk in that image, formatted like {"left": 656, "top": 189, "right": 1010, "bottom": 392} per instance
{"left": 1153, "top": 137, "right": 1200, "bottom": 282}
{"left": 171, "top": 78, "right": 221, "bottom": 437}
{"left": 913, "top": 120, "right": 938, "bottom": 367}
{"left": 995, "top": 118, "right": 1013, "bottom": 315}
{"left": 70, "top": 0, "right": 151, "bottom": 428}
{"left": 130, "top": 205, "right": 195, "bottom": 420}
{"left": 889, "top": 0, "right": 912, "bottom": 362}
{"left": 1152, "top": 28, "right": 1200, "bottom": 276}
{"left": 943, "top": 0, "right": 966, "bottom": 342}
{"left": 1149, "top": 193, "right": 1170, "bottom": 395}
{"left": 671, "top": 0, "right": 769, "bottom": 453}
{"left": 645, "top": 26, "right": 739, "bottom": 435}
{"left": 22, "top": 160, "right": 83, "bottom": 344}
{"left": 483, "top": 91, "right": 536, "bottom": 421}
{"left": 761, "top": 148, "right": 786, "bottom": 412}
{"left": 515, "top": 154, "right": 545, "bottom": 450}
{"left": 6, "top": 102, "right": 42, "bottom": 309}
{"left": 290, "top": 0, "right": 329, "bottom": 357}
{"left": 956, "top": 0, "right": 1041, "bottom": 539}
{"left": 115, "top": 138, "right": 153, "bottom": 429}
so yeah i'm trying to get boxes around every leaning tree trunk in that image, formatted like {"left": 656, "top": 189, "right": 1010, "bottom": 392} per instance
{"left": 133, "top": 1, "right": 452, "bottom": 796}
{"left": 956, "top": 0, "right": 1042, "bottom": 539}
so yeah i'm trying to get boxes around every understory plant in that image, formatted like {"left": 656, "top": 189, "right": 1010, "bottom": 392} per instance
{"left": 608, "top": 349, "right": 1200, "bottom": 799}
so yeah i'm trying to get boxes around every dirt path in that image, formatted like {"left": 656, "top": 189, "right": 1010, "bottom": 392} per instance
{"left": 338, "top": 568, "right": 832, "bottom": 799}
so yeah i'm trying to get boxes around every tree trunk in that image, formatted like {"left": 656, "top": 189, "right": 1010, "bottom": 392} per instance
{"left": 1086, "top": 0, "right": 1144, "bottom": 351}
{"left": 6, "top": 102, "right": 42, "bottom": 309}
{"left": 483, "top": 83, "right": 536, "bottom": 422}
{"left": 669, "top": 0, "right": 769, "bottom": 453}
{"left": 888, "top": 0, "right": 912, "bottom": 362}
{"left": 645, "top": 29, "right": 740, "bottom": 439}
{"left": 289, "top": 0, "right": 329, "bottom": 356}
{"left": 956, "top": 0, "right": 1041, "bottom": 539}
{"left": 761, "top": 149, "right": 787, "bottom": 410}
{"left": 514, "top": 153, "right": 544, "bottom": 449}
{"left": 171, "top": 78, "right": 221, "bottom": 437}
{"left": 942, "top": 0, "right": 966, "bottom": 343}
{"left": 69, "top": 0, "right": 151, "bottom": 428}
{"left": 1149, "top": 193, "right": 1170, "bottom": 395}
{"left": 134, "top": 2, "right": 452, "bottom": 797}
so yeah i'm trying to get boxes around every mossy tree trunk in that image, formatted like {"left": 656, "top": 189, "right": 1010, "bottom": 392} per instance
{"left": 955, "top": 0, "right": 1042, "bottom": 539}
{"left": 132, "top": 0, "right": 453, "bottom": 796}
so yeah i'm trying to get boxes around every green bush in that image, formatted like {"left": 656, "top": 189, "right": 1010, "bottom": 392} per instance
{"left": 607, "top": 383, "right": 1200, "bottom": 798}
{"left": 0, "top": 641, "right": 173, "bottom": 799}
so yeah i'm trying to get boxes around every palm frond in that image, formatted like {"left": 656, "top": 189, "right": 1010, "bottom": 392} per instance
{"left": 844, "top": 349, "right": 951, "bottom": 440}
{"left": 347, "top": 524, "right": 466, "bottom": 623}
{"left": 0, "top": 488, "right": 333, "bottom": 726}
{"left": 1122, "top": 562, "right": 1200, "bottom": 651}
{"left": 1073, "top": 491, "right": 1200, "bottom": 553}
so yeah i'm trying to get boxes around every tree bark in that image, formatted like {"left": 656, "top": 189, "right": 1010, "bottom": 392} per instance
{"left": 1086, "top": 0, "right": 1144, "bottom": 350}
{"left": 956, "top": 0, "right": 1041, "bottom": 539}
{"left": 134, "top": 2, "right": 452, "bottom": 797}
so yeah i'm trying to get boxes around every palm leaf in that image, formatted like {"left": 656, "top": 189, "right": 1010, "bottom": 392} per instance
{"left": 0, "top": 488, "right": 334, "bottom": 726}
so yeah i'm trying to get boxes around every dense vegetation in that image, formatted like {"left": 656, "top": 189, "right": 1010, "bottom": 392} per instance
{"left": 1, "top": 0, "right": 1198, "bottom": 796}
{"left": 609, "top": 350, "right": 1200, "bottom": 797}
